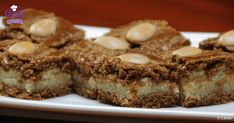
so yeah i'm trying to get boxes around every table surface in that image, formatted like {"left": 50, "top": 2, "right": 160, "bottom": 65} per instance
{"left": 0, "top": 115, "right": 224, "bottom": 123}
{"left": 0, "top": 0, "right": 234, "bottom": 32}
{"left": 0, "top": 0, "right": 233, "bottom": 122}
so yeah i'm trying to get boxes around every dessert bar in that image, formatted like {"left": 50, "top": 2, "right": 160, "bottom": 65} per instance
{"left": 71, "top": 20, "right": 190, "bottom": 107}
{"left": 0, "top": 8, "right": 84, "bottom": 99}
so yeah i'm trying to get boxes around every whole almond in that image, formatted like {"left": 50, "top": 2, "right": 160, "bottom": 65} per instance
{"left": 94, "top": 36, "right": 129, "bottom": 50}
{"left": 117, "top": 53, "right": 151, "bottom": 64}
{"left": 172, "top": 46, "right": 202, "bottom": 57}
{"left": 8, "top": 41, "right": 37, "bottom": 56}
{"left": 126, "top": 23, "right": 156, "bottom": 42}
{"left": 218, "top": 30, "right": 234, "bottom": 46}
{"left": 29, "top": 18, "right": 57, "bottom": 37}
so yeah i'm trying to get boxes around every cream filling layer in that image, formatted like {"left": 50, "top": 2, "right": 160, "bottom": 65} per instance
{"left": 0, "top": 67, "right": 72, "bottom": 93}
{"left": 181, "top": 69, "right": 234, "bottom": 100}
{"left": 137, "top": 77, "right": 179, "bottom": 96}
{"left": 73, "top": 72, "right": 178, "bottom": 100}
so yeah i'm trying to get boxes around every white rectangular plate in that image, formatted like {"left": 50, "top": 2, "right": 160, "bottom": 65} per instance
{"left": 0, "top": 20, "right": 233, "bottom": 122}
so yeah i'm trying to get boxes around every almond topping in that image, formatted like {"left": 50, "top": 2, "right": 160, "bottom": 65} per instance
{"left": 8, "top": 41, "right": 37, "bottom": 56}
{"left": 29, "top": 18, "right": 57, "bottom": 37}
{"left": 172, "top": 46, "right": 202, "bottom": 57}
{"left": 117, "top": 53, "right": 151, "bottom": 64}
{"left": 94, "top": 36, "right": 129, "bottom": 50}
{"left": 218, "top": 30, "right": 234, "bottom": 46}
{"left": 126, "top": 23, "right": 156, "bottom": 42}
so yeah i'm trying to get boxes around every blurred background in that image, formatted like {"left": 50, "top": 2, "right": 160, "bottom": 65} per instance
{"left": 0, "top": 0, "right": 233, "bottom": 32}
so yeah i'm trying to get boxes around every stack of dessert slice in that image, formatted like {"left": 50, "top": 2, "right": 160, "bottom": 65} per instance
{"left": 70, "top": 20, "right": 234, "bottom": 107}
{"left": 0, "top": 8, "right": 234, "bottom": 108}
{"left": 0, "top": 8, "right": 84, "bottom": 99}
{"left": 70, "top": 20, "right": 189, "bottom": 108}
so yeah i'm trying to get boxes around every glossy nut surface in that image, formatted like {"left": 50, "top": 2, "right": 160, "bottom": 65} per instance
{"left": 8, "top": 41, "right": 37, "bottom": 56}
{"left": 218, "top": 30, "right": 234, "bottom": 46}
{"left": 94, "top": 36, "right": 129, "bottom": 50}
{"left": 126, "top": 23, "right": 156, "bottom": 42}
{"left": 117, "top": 53, "right": 151, "bottom": 64}
{"left": 29, "top": 18, "right": 57, "bottom": 37}
{"left": 172, "top": 46, "right": 202, "bottom": 57}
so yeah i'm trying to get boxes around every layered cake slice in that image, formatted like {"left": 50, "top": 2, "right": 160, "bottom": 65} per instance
{"left": 172, "top": 46, "right": 234, "bottom": 107}
{"left": 71, "top": 41, "right": 181, "bottom": 108}
{"left": 0, "top": 8, "right": 84, "bottom": 99}
{"left": 0, "top": 40, "right": 73, "bottom": 99}
{"left": 70, "top": 20, "right": 190, "bottom": 108}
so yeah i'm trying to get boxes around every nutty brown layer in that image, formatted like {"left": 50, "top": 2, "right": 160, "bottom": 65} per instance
{"left": 199, "top": 30, "right": 234, "bottom": 53}
{"left": 73, "top": 82, "right": 178, "bottom": 108}
{"left": 0, "top": 82, "right": 71, "bottom": 100}
{"left": 1, "top": 8, "right": 84, "bottom": 48}
{"left": 173, "top": 50, "right": 234, "bottom": 74}
{"left": 69, "top": 20, "right": 189, "bottom": 82}
{"left": 182, "top": 93, "right": 234, "bottom": 107}
{"left": 74, "top": 83, "right": 178, "bottom": 108}
{"left": 199, "top": 37, "right": 234, "bottom": 53}
{"left": 106, "top": 20, "right": 190, "bottom": 56}
{"left": 69, "top": 42, "right": 180, "bottom": 82}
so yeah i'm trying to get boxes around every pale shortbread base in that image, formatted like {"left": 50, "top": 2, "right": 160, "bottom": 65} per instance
{"left": 0, "top": 67, "right": 72, "bottom": 94}
{"left": 180, "top": 67, "right": 234, "bottom": 107}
